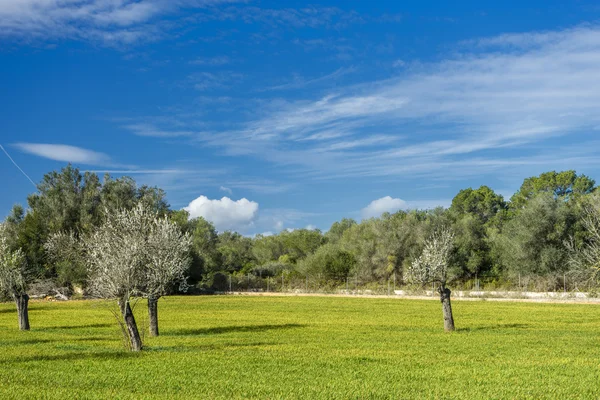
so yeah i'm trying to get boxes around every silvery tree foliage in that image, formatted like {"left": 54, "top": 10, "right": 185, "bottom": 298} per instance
{"left": 46, "top": 204, "right": 191, "bottom": 350}
{"left": 0, "top": 223, "right": 31, "bottom": 330}
{"left": 408, "top": 228, "right": 455, "bottom": 287}
{"left": 568, "top": 198, "right": 600, "bottom": 285}
{"left": 84, "top": 204, "right": 151, "bottom": 301}
{"left": 144, "top": 215, "right": 192, "bottom": 337}
{"left": 144, "top": 216, "right": 192, "bottom": 300}
{"left": 87, "top": 204, "right": 191, "bottom": 348}
{"left": 0, "top": 223, "right": 27, "bottom": 294}
{"left": 408, "top": 228, "right": 456, "bottom": 331}
{"left": 45, "top": 230, "right": 86, "bottom": 288}
{"left": 45, "top": 231, "right": 81, "bottom": 265}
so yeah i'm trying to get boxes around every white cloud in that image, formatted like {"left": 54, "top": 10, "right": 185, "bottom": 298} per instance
{"left": 305, "top": 224, "right": 317, "bottom": 230}
{"left": 123, "top": 123, "right": 193, "bottom": 138}
{"left": 191, "top": 24, "right": 600, "bottom": 182}
{"left": 189, "top": 56, "right": 230, "bottom": 65}
{"left": 14, "top": 143, "right": 111, "bottom": 165}
{"left": 219, "top": 185, "right": 233, "bottom": 195}
{"left": 265, "top": 67, "right": 356, "bottom": 91}
{"left": 183, "top": 195, "right": 259, "bottom": 232}
{"left": 0, "top": 0, "right": 238, "bottom": 45}
{"left": 362, "top": 196, "right": 407, "bottom": 219}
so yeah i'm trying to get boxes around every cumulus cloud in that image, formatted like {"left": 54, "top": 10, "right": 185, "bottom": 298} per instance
{"left": 183, "top": 195, "right": 259, "bottom": 232}
{"left": 14, "top": 143, "right": 112, "bottom": 165}
{"left": 362, "top": 196, "right": 407, "bottom": 219}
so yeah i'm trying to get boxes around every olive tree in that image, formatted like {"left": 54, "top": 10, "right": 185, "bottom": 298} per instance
{"left": 143, "top": 216, "right": 191, "bottom": 337}
{"left": 0, "top": 223, "right": 31, "bottom": 330}
{"left": 568, "top": 197, "right": 600, "bottom": 286}
{"left": 408, "top": 228, "right": 456, "bottom": 332}
{"left": 74, "top": 204, "right": 190, "bottom": 351}
{"left": 83, "top": 206, "right": 149, "bottom": 350}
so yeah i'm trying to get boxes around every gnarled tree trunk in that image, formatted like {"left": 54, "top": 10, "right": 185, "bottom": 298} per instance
{"left": 439, "top": 286, "right": 455, "bottom": 332}
{"left": 148, "top": 295, "right": 160, "bottom": 337}
{"left": 14, "top": 293, "right": 30, "bottom": 331}
{"left": 118, "top": 298, "right": 142, "bottom": 351}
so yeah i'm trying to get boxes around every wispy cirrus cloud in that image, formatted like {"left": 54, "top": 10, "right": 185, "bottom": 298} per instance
{"left": 189, "top": 56, "right": 231, "bottom": 66}
{"left": 264, "top": 66, "right": 356, "bottom": 91}
{"left": 188, "top": 71, "right": 244, "bottom": 91}
{"left": 0, "top": 1, "right": 369, "bottom": 47}
{"left": 186, "top": 24, "right": 600, "bottom": 181}
{"left": 208, "top": 6, "right": 363, "bottom": 29}
{"left": 14, "top": 143, "right": 112, "bottom": 165}
{"left": 219, "top": 185, "right": 233, "bottom": 195}
{"left": 0, "top": 0, "right": 242, "bottom": 45}
{"left": 123, "top": 123, "right": 194, "bottom": 138}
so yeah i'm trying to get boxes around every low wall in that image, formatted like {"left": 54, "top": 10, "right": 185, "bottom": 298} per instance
{"left": 395, "top": 290, "right": 592, "bottom": 299}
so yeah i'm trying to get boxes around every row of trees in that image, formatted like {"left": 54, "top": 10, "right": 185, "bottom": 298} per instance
{"left": 2, "top": 166, "right": 600, "bottom": 337}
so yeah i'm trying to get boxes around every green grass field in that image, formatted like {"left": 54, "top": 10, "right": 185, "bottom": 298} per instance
{"left": 0, "top": 295, "right": 599, "bottom": 399}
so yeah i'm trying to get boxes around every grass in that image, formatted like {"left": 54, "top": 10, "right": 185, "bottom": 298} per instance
{"left": 0, "top": 295, "right": 599, "bottom": 399}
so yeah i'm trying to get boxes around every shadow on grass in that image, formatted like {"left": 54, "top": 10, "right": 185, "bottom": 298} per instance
{"left": 166, "top": 323, "right": 305, "bottom": 336}
{"left": 0, "top": 338, "right": 55, "bottom": 347}
{"left": 0, "top": 308, "right": 15, "bottom": 314}
{"left": 458, "top": 323, "right": 529, "bottom": 332}
{"left": 4, "top": 350, "right": 139, "bottom": 364}
{"left": 40, "top": 323, "right": 113, "bottom": 331}
{"left": 145, "top": 341, "right": 277, "bottom": 353}
{"left": 72, "top": 336, "right": 111, "bottom": 342}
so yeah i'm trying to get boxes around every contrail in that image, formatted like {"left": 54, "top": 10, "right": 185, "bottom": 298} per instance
{"left": 0, "top": 144, "right": 37, "bottom": 188}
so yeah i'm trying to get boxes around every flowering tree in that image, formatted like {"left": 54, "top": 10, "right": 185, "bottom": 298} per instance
{"left": 0, "top": 223, "right": 31, "bottom": 330}
{"left": 408, "top": 228, "right": 456, "bottom": 332}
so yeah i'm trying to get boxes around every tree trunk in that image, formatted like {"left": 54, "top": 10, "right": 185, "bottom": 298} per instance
{"left": 119, "top": 298, "right": 142, "bottom": 351}
{"left": 148, "top": 295, "right": 160, "bottom": 337}
{"left": 439, "top": 286, "right": 455, "bottom": 332}
{"left": 14, "top": 293, "right": 30, "bottom": 331}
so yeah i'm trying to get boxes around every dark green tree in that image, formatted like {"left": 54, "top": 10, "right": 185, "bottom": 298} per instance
{"left": 494, "top": 193, "right": 579, "bottom": 280}
{"left": 510, "top": 171, "right": 595, "bottom": 210}
{"left": 326, "top": 218, "right": 357, "bottom": 243}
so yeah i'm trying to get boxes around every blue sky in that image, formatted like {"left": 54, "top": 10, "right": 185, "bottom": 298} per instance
{"left": 2, "top": 0, "right": 600, "bottom": 234}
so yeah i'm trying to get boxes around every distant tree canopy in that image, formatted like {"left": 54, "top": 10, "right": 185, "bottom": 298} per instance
{"left": 3, "top": 167, "right": 600, "bottom": 294}
{"left": 450, "top": 186, "right": 507, "bottom": 224}
{"left": 510, "top": 170, "right": 595, "bottom": 209}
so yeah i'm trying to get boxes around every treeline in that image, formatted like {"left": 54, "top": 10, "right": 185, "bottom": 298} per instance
{"left": 3, "top": 166, "right": 600, "bottom": 295}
